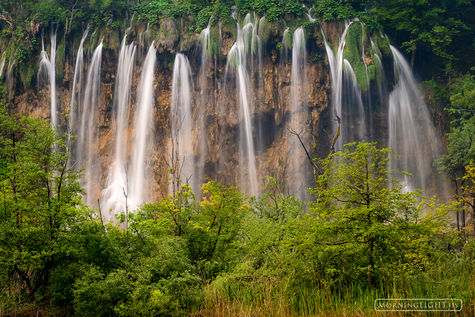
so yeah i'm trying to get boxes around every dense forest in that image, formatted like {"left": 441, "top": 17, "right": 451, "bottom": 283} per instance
{"left": 0, "top": 0, "right": 474, "bottom": 316}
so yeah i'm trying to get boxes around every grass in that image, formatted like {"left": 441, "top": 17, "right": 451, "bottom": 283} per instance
{"left": 194, "top": 259, "right": 474, "bottom": 317}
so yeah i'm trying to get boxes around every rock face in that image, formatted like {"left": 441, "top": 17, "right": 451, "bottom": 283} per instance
{"left": 4, "top": 19, "right": 450, "bottom": 210}
{"left": 7, "top": 22, "right": 335, "bottom": 208}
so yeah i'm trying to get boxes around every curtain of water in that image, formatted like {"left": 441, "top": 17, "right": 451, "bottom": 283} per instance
{"left": 322, "top": 22, "right": 354, "bottom": 148}
{"left": 197, "top": 24, "right": 211, "bottom": 193}
{"left": 169, "top": 53, "right": 194, "bottom": 194}
{"left": 225, "top": 14, "right": 259, "bottom": 196}
{"left": 38, "top": 30, "right": 57, "bottom": 129}
{"left": 388, "top": 46, "right": 444, "bottom": 193}
{"left": 78, "top": 43, "right": 103, "bottom": 207}
{"left": 129, "top": 43, "right": 156, "bottom": 210}
{"left": 68, "top": 28, "right": 88, "bottom": 155}
{"left": 102, "top": 36, "right": 137, "bottom": 214}
{"left": 286, "top": 26, "right": 311, "bottom": 199}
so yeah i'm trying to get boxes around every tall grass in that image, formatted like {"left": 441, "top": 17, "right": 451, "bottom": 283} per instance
{"left": 195, "top": 257, "right": 474, "bottom": 316}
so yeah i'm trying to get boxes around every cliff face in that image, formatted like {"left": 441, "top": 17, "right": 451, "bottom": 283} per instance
{"left": 8, "top": 20, "right": 338, "bottom": 207}
{"left": 5, "top": 18, "right": 448, "bottom": 209}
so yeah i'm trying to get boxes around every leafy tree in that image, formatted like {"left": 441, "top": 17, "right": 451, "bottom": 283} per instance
{"left": 0, "top": 101, "right": 83, "bottom": 303}
{"left": 292, "top": 143, "right": 450, "bottom": 286}
{"left": 371, "top": 0, "right": 474, "bottom": 69}
{"left": 438, "top": 73, "right": 475, "bottom": 229}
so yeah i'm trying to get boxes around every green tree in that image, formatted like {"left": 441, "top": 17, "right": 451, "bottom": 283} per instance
{"left": 439, "top": 73, "right": 475, "bottom": 230}
{"left": 0, "top": 101, "right": 83, "bottom": 304}
{"left": 291, "top": 143, "right": 448, "bottom": 286}
{"left": 371, "top": 0, "right": 473, "bottom": 69}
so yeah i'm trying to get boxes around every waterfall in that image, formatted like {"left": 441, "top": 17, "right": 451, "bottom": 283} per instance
{"left": 226, "top": 15, "right": 259, "bottom": 196}
{"left": 322, "top": 22, "right": 355, "bottom": 148}
{"left": 169, "top": 53, "right": 195, "bottom": 194}
{"left": 286, "top": 27, "right": 312, "bottom": 199}
{"left": 0, "top": 54, "right": 5, "bottom": 80}
{"left": 38, "top": 30, "right": 57, "bottom": 129}
{"left": 102, "top": 36, "right": 137, "bottom": 214}
{"left": 388, "top": 46, "right": 443, "bottom": 193}
{"left": 129, "top": 43, "right": 156, "bottom": 210}
{"left": 282, "top": 28, "right": 291, "bottom": 61}
{"left": 68, "top": 28, "right": 88, "bottom": 152}
{"left": 304, "top": 5, "right": 316, "bottom": 22}
{"left": 289, "top": 27, "right": 307, "bottom": 117}
{"left": 197, "top": 23, "right": 211, "bottom": 193}
{"left": 78, "top": 43, "right": 103, "bottom": 207}
{"left": 342, "top": 59, "right": 366, "bottom": 141}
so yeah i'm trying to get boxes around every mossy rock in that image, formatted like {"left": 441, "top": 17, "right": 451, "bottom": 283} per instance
{"left": 372, "top": 33, "right": 391, "bottom": 57}
{"left": 155, "top": 18, "right": 179, "bottom": 54}
{"left": 88, "top": 28, "right": 102, "bottom": 52}
{"left": 19, "top": 62, "right": 36, "bottom": 89}
{"left": 56, "top": 43, "right": 65, "bottom": 80}
{"left": 103, "top": 28, "right": 120, "bottom": 51}
{"left": 343, "top": 22, "right": 376, "bottom": 91}
{"left": 179, "top": 32, "right": 197, "bottom": 53}
{"left": 257, "top": 17, "right": 272, "bottom": 43}
{"left": 207, "top": 25, "right": 220, "bottom": 57}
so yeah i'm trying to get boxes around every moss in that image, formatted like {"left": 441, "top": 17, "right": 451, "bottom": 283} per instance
{"left": 207, "top": 26, "right": 220, "bottom": 57}
{"left": 282, "top": 29, "right": 292, "bottom": 50}
{"left": 88, "top": 28, "right": 102, "bottom": 52}
{"left": 257, "top": 17, "right": 272, "bottom": 43}
{"left": 154, "top": 18, "right": 179, "bottom": 52}
{"left": 5, "top": 40, "right": 17, "bottom": 65}
{"left": 373, "top": 33, "right": 391, "bottom": 57}
{"left": 56, "top": 43, "right": 65, "bottom": 80}
{"left": 19, "top": 62, "right": 36, "bottom": 88}
{"left": 105, "top": 28, "right": 121, "bottom": 51}
{"left": 343, "top": 22, "right": 377, "bottom": 91}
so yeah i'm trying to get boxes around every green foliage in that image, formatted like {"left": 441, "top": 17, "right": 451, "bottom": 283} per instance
{"left": 438, "top": 74, "right": 475, "bottom": 178}
{"left": 313, "top": 0, "right": 358, "bottom": 21}
{"left": 0, "top": 120, "right": 471, "bottom": 314}
{"left": 0, "top": 100, "right": 84, "bottom": 306}
{"left": 371, "top": 0, "right": 474, "bottom": 71}
{"left": 304, "top": 143, "right": 448, "bottom": 285}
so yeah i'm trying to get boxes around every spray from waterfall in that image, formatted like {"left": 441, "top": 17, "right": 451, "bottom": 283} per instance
{"left": 129, "top": 43, "right": 156, "bottom": 210}
{"left": 38, "top": 30, "right": 57, "bottom": 129}
{"left": 102, "top": 36, "right": 137, "bottom": 214}
{"left": 78, "top": 42, "right": 103, "bottom": 207}
{"left": 169, "top": 53, "right": 195, "bottom": 194}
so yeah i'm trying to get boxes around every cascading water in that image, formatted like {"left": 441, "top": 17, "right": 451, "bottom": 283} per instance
{"left": 322, "top": 21, "right": 356, "bottom": 148}
{"left": 304, "top": 5, "right": 316, "bottom": 22}
{"left": 388, "top": 46, "right": 444, "bottom": 193}
{"left": 341, "top": 59, "right": 366, "bottom": 141}
{"left": 197, "top": 23, "right": 211, "bottom": 193}
{"left": 13, "top": 17, "right": 452, "bottom": 209}
{"left": 286, "top": 27, "right": 311, "bottom": 199}
{"left": 38, "top": 30, "right": 57, "bottom": 129}
{"left": 78, "top": 42, "right": 103, "bottom": 207}
{"left": 0, "top": 55, "right": 5, "bottom": 80}
{"left": 226, "top": 14, "right": 259, "bottom": 196}
{"left": 68, "top": 28, "right": 88, "bottom": 152}
{"left": 102, "top": 36, "right": 137, "bottom": 214}
{"left": 169, "top": 53, "right": 195, "bottom": 194}
{"left": 129, "top": 43, "right": 156, "bottom": 210}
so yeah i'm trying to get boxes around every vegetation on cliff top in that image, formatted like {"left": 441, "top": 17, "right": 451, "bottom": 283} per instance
{"left": 0, "top": 1, "right": 473, "bottom": 73}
